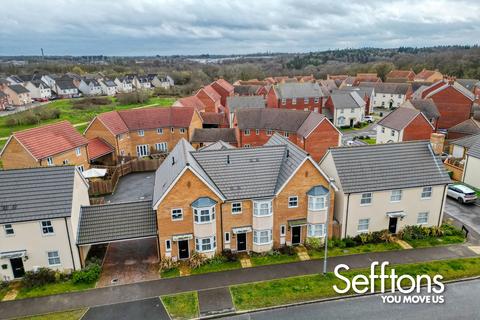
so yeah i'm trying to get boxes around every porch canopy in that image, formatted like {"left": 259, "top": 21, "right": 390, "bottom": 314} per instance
{"left": 0, "top": 250, "right": 26, "bottom": 260}
{"left": 77, "top": 200, "right": 157, "bottom": 246}
{"left": 386, "top": 211, "right": 406, "bottom": 218}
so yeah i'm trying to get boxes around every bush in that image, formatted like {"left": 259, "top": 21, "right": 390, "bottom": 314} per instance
{"left": 159, "top": 257, "right": 179, "bottom": 271}
{"left": 22, "top": 268, "right": 56, "bottom": 288}
{"left": 304, "top": 237, "right": 323, "bottom": 251}
{"left": 72, "top": 97, "right": 111, "bottom": 110}
{"left": 0, "top": 281, "right": 9, "bottom": 290}
{"left": 187, "top": 252, "right": 207, "bottom": 269}
{"left": 398, "top": 225, "right": 457, "bottom": 241}
{"left": 278, "top": 245, "right": 296, "bottom": 256}
{"left": 222, "top": 249, "right": 239, "bottom": 262}
{"left": 71, "top": 263, "right": 101, "bottom": 284}
{"left": 441, "top": 224, "right": 464, "bottom": 237}
{"left": 116, "top": 90, "right": 151, "bottom": 105}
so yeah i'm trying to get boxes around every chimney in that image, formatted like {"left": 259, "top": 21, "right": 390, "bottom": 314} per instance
{"left": 227, "top": 155, "right": 230, "bottom": 164}
{"left": 430, "top": 133, "right": 445, "bottom": 155}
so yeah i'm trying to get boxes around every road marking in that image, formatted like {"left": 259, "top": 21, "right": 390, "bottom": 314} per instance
{"left": 468, "top": 246, "right": 480, "bottom": 255}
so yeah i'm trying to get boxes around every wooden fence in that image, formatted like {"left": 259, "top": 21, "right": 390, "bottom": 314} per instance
{"left": 88, "top": 158, "right": 164, "bottom": 196}
{"left": 444, "top": 159, "right": 464, "bottom": 181}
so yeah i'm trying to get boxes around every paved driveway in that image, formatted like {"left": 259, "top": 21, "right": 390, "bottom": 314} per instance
{"left": 97, "top": 238, "right": 159, "bottom": 287}
{"left": 444, "top": 197, "right": 480, "bottom": 237}
{"left": 105, "top": 172, "right": 155, "bottom": 203}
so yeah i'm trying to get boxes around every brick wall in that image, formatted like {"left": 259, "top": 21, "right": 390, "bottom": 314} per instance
{"left": 428, "top": 87, "right": 473, "bottom": 129}
{"left": 402, "top": 114, "right": 434, "bottom": 141}
{"left": 303, "top": 120, "right": 340, "bottom": 161}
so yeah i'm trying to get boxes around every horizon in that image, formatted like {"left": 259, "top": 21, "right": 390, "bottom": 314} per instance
{"left": 1, "top": 0, "right": 480, "bottom": 56}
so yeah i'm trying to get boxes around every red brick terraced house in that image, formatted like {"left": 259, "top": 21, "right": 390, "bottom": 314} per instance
{"left": 266, "top": 82, "right": 325, "bottom": 112}
{"left": 386, "top": 70, "right": 416, "bottom": 83}
{"left": 419, "top": 80, "right": 475, "bottom": 129}
{"left": 234, "top": 108, "right": 341, "bottom": 161}
{"left": 211, "top": 79, "right": 234, "bottom": 106}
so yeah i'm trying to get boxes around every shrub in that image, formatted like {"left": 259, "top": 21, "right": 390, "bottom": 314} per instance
{"left": 278, "top": 245, "right": 296, "bottom": 255}
{"left": 187, "top": 252, "right": 207, "bottom": 269}
{"left": 22, "top": 268, "right": 56, "bottom": 288}
{"left": 71, "top": 263, "right": 101, "bottom": 284}
{"left": 159, "top": 257, "right": 179, "bottom": 271}
{"left": 116, "top": 90, "right": 150, "bottom": 105}
{"left": 399, "top": 225, "right": 454, "bottom": 241}
{"left": 343, "top": 237, "right": 357, "bottom": 248}
{"left": 304, "top": 237, "right": 323, "bottom": 251}
{"left": 0, "top": 281, "right": 9, "bottom": 290}
{"left": 441, "top": 224, "right": 464, "bottom": 237}
{"left": 222, "top": 249, "right": 239, "bottom": 262}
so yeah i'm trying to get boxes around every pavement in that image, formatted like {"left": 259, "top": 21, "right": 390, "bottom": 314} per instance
{"left": 444, "top": 197, "right": 480, "bottom": 237}
{"left": 83, "top": 297, "right": 170, "bottom": 320}
{"left": 198, "top": 287, "right": 235, "bottom": 317}
{"left": 226, "top": 278, "right": 480, "bottom": 320}
{"left": 0, "top": 244, "right": 476, "bottom": 319}
{"left": 104, "top": 172, "right": 155, "bottom": 203}
{"left": 341, "top": 122, "right": 377, "bottom": 146}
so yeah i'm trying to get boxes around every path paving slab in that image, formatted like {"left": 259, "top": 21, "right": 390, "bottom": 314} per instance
{"left": 83, "top": 297, "right": 170, "bottom": 320}
{"left": 198, "top": 287, "right": 235, "bottom": 317}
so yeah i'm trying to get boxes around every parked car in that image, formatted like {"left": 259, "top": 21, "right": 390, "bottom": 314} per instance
{"left": 447, "top": 184, "right": 478, "bottom": 204}
{"left": 363, "top": 115, "right": 374, "bottom": 123}
{"left": 4, "top": 105, "right": 15, "bottom": 111}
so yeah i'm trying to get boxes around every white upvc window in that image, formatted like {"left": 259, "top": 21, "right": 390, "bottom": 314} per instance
{"left": 243, "top": 144, "right": 251, "bottom": 148}
{"left": 421, "top": 186, "right": 432, "bottom": 199}
{"left": 46, "top": 157, "right": 54, "bottom": 166}
{"left": 280, "top": 225, "right": 286, "bottom": 236}
{"left": 253, "top": 229, "right": 272, "bottom": 245}
{"left": 253, "top": 200, "right": 273, "bottom": 217}
{"left": 77, "top": 165, "right": 84, "bottom": 173}
{"left": 165, "top": 239, "right": 172, "bottom": 252}
{"left": 381, "top": 127, "right": 385, "bottom": 133}
{"left": 136, "top": 144, "right": 149, "bottom": 157}
{"left": 194, "top": 206, "right": 215, "bottom": 223}
{"left": 138, "top": 130, "right": 144, "bottom": 136}
{"left": 357, "top": 219, "right": 370, "bottom": 233}
{"left": 3, "top": 224, "right": 14, "bottom": 236}
{"left": 314, "top": 97, "right": 319, "bottom": 103}
{"left": 307, "top": 224, "right": 325, "bottom": 238}
{"left": 304, "top": 98, "right": 309, "bottom": 104}
{"left": 292, "top": 98, "right": 297, "bottom": 105}
{"left": 157, "top": 128, "right": 163, "bottom": 134}
{"left": 338, "top": 116, "right": 345, "bottom": 125}
{"left": 417, "top": 212, "right": 429, "bottom": 225}
{"left": 118, "top": 133, "right": 124, "bottom": 140}
{"left": 360, "top": 192, "right": 372, "bottom": 205}
{"left": 281, "top": 98, "right": 286, "bottom": 105}
{"left": 231, "top": 202, "right": 242, "bottom": 214}
{"left": 391, "top": 130, "right": 395, "bottom": 137}
{"left": 390, "top": 190, "right": 402, "bottom": 202}
{"left": 63, "top": 159, "right": 69, "bottom": 165}
{"left": 340, "top": 109, "right": 344, "bottom": 114}
{"left": 350, "top": 108, "right": 355, "bottom": 113}
{"left": 244, "top": 129, "right": 251, "bottom": 136}
{"left": 41, "top": 220, "right": 54, "bottom": 235}
{"left": 47, "top": 251, "right": 61, "bottom": 266}
{"left": 75, "top": 147, "right": 81, "bottom": 156}
{"left": 284, "top": 132, "right": 289, "bottom": 138}
{"left": 170, "top": 127, "right": 174, "bottom": 133}
{"left": 267, "top": 130, "right": 273, "bottom": 136}
{"left": 195, "top": 236, "right": 216, "bottom": 252}
{"left": 155, "top": 142, "right": 168, "bottom": 152}
{"left": 255, "top": 129, "right": 260, "bottom": 135}
{"left": 225, "top": 232, "right": 230, "bottom": 243}
{"left": 179, "top": 128, "right": 186, "bottom": 134}
{"left": 288, "top": 196, "right": 298, "bottom": 208}
{"left": 171, "top": 208, "right": 183, "bottom": 221}
{"left": 308, "top": 196, "right": 326, "bottom": 211}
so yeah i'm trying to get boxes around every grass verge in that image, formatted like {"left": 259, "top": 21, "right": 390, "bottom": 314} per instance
{"left": 230, "top": 257, "right": 480, "bottom": 310}
{"left": 15, "top": 281, "right": 94, "bottom": 300}
{"left": 191, "top": 260, "right": 242, "bottom": 275}
{"left": 0, "top": 283, "right": 9, "bottom": 301}
{"left": 308, "top": 242, "right": 402, "bottom": 259}
{"left": 405, "top": 235, "right": 465, "bottom": 248}
{"left": 161, "top": 292, "right": 199, "bottom": 320}
{"left": 15, "top": 309, "right": 86, "bottom": 320}
{"left": 250, "top": 253, "right": 300, "bottom": 266}
{"left": 359, "top": 137, "right": 376, "bottom": 144}
{"left": 161, "top": 268, "right": 180, "bottom": 279}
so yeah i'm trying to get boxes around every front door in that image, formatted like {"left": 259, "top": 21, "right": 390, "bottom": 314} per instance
{"left": 178, "top": 240, "right": 189, "bottom": 259}
{"left": 291, "top": 226, "right": 301, "bottom": 245}
{"left": 349, "top": 118, "right": 354, "bottom": 127}
{"left": 136, "top": 144, "right": 149, "bottom": 157}
{"left": 389, "top": 217, "right": 398, "bottom": 234}
{"left": 10, "top": 258, "right": 25, "bottom": 278}
{"left": 237, "top": 233, "right": 247, "bottom": 251}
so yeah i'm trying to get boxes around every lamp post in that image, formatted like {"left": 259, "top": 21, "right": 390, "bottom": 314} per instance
{"left": 323, "top": 177, "right": 335, "bottom": 275}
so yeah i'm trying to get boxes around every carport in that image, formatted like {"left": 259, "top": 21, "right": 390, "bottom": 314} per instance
{"left": 77, "top": 200, "right": 159, "bottom": 286}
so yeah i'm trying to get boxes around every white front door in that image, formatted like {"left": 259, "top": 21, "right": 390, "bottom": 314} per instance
{"left": 136, "top": 144, "right": 149, "bottom": 157}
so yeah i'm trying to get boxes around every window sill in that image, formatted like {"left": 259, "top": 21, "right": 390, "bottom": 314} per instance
{"left": 194, "top": 220, "right": 216, "bottom": 225}
{"left": 421, "top": 197, "right": 431, "bottom": 200}
{"left": 171, "top": 218, "right": 183, "bottom": 221}
{"left": 253, "top": 214, "right": 273, "bottom": 218}
{"left": 253, "top": 241, "right": 273, "bottom": 246}
{"left": 359, "top": 203, "right": 372, "bottom": 206}
{"left": 288, "top": 206, "right": 298, "bottom": 209}
{"left": 197, "top": 248, "right": 216, "bottom": 253}
{"left": 232, "top": 212, "right": 242, "bottom": 215}
{"left": 308, "top": 208, "right": 327, "bottom": 212}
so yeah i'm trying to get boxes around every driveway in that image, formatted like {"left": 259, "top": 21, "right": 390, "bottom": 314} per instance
{"left": 96, "top": 238, "right": 159, "bottom": 287}
{"left": 105, "top": 172, "right": 155, "bottom": 203}
{"left": 444, "top": 197, "right": 480, "bottom": 239}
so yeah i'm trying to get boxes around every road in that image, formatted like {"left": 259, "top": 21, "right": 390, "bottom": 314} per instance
{"left": 444, "top": 197, "right": 480, "bottom": 237}
{"left": 341, "top": 123, "right": 377, "bottom": 146}
{"left": 227, "top": 279, "right": 480, "bottom": 320}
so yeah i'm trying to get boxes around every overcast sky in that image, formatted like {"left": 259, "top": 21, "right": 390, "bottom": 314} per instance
{"left": 1, "top": 0, "right": 479, "bottom": 56}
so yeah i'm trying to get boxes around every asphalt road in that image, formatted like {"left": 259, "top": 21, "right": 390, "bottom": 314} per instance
{"left": 228, "top": 279, "right": 480, "bottom": 320}
{"left": 83, "top": 297, "right": 170, "bottom": 320}
{"left": 444, "top": 197, "right": 480, "bottom": 236}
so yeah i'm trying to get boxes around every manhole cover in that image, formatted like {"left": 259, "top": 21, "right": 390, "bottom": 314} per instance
{"left": 111, "top": 278, "right": 119, "bottom": 284}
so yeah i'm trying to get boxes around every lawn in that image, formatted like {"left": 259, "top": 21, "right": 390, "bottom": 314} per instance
{"left": 250, "top": 253, "right": 300, "bottom": 266}
{"left": 161, "top": 292, "right": 199, "bottom": 320}
{"left": 160, "top": 268, "right": 180, "bottom": 278}
{"left": 0, "top": 282, "right": 9, "bottom": 301}
{"left": 15, "top": 280, "right": 94, "bottom": 300}
{"left": 339, "top": 122, "right": 370, "bottom": 132}
{"left": 405, "top": 235, "right": 465, "bottom": 248}
{"left": 0, "top": 96, "right": 175, "bottom": 138}
{"left": 16, "top": 309, "right": 86, "bottom": 320}
{"left": 308, "top": 242, "right": 402, "bottom": 259}
{"left": 358, "top": 137, "right": 376, "bottom": 144}
{"left": 191, "top": 260, "right": 242, "bottom": 275}
{"left": 230, "top": 257, "right": 480, "bottom": 310}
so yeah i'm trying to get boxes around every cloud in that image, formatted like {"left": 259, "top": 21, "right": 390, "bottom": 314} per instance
{"left": 0, "top": 0, "right": 479, "bottom": 55}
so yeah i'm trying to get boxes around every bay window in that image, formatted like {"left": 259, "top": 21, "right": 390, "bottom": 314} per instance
{"left": 308, "top": 196, "right": 326, "bottom": 211}
{"left": 253, "top": 200, "right": 273, "bottom": 217}
{"left": 307, "top": 224, "right": 325, "bottom": 238}
{"left": 195, "top": 236, "right": 216, "bottom": 252}
{"left": 194, "top": 207, "right": 215, "bottom": 223}
{"left": 253, "top": 229, "right": 272, "bottom": 245}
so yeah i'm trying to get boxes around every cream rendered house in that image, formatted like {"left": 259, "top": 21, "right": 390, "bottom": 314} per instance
{"left": 462, "top": 137, "right": 480, "bottom": 189}
{"left": 0, "top": 166, "right": 89, "bottom": 280}
{"left": 320, "top": 141, "right": 451, "bottom": 238}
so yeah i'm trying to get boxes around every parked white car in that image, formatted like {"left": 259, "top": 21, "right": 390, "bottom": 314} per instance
{"left": 363, "top": 115, "right": 374, "bottom": 123}
{"left": 447, "top": 184, "right": 478, "bottom": 204}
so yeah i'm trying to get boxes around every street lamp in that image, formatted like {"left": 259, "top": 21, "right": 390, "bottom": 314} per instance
{"left": 323, "top": 177, "right": 335, "bottom": 275}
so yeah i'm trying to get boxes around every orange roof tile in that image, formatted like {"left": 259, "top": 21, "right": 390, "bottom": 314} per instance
{"left": 87, "top": 137, "right": 114, "bottom": 160}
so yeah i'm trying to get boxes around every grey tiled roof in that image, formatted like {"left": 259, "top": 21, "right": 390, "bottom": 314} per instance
{"left": 275, "top": 83, "right": 324, "bottom": 99}
{"left": 377, "top": 107, "right": 422, "bottom": 131}
{"left": 191, "top": 128, "right": 237, "bottom": 144}
{"left": 198, "top": 140, "right": 235, "bottom": 151}
{"left": 191, "top": 145, "right": 286, "bottom": 200}
{"left": 328, "top": 141, "right": 451, "bottom": 194}
{"left": 451, "top": 133, "right": 480, "bottom": 148}
{"left": 226, "top": 96, "right": 265, "bottom": 112}
{"left": 9, "top": 84, "right": 30, "bottom": 94}
{"left": 448, "top": 118, "right": 480, "bottom": 135}
{"left": 409, "top": 99, "right": 440, "bottom": 120}
{"left": 358, "top": 82, "right": 410, "bottom": 95}
{"left": 77, "top": 200, "right": 157, "bottom": 245}
{"left": 329, "top": 91, "right": 365, "bottom": 109}
{"left": 233, "top": 85, "right": 261, "bottom": 96}
{"left": 467, "top": 140, "right": 480, "bottom": 158}
{"left": 0, "top": 166, "right": 78, "bottom": 224}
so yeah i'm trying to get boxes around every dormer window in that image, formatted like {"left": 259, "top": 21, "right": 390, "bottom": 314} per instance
{"left": 192, "top": 197, "right": 216, "bottom": 224}
{"left": 307, "top": 185, "right": 329, "bottom": 211}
